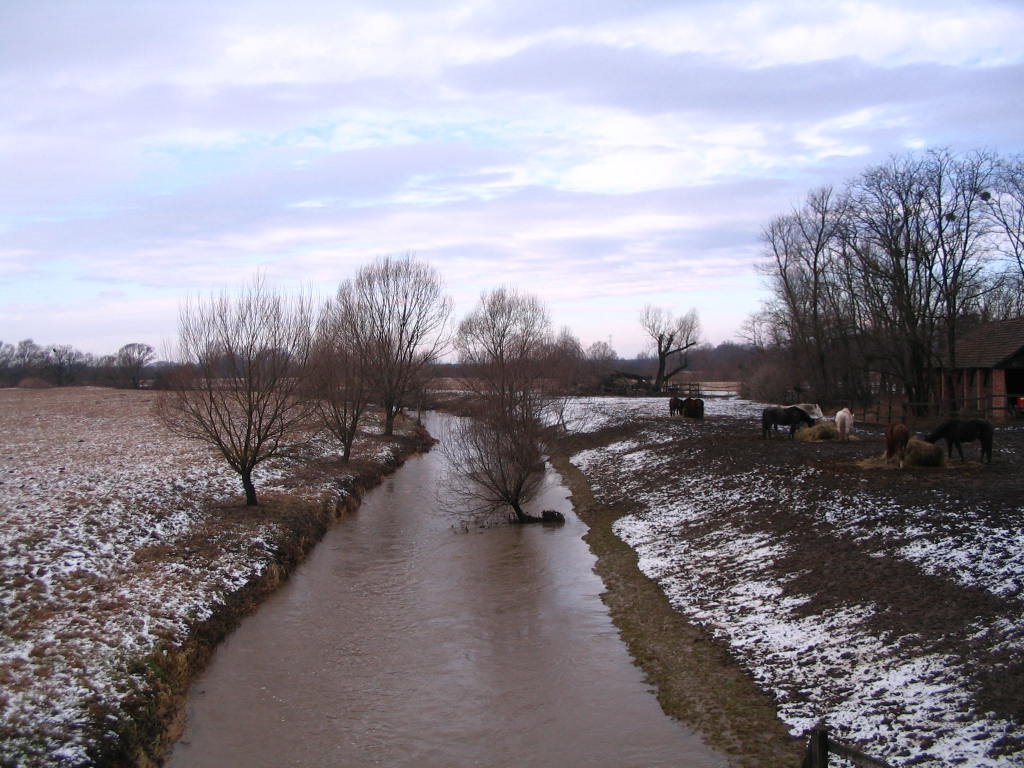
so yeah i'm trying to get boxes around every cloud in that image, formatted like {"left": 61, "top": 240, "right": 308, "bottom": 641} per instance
{"left": 0, "top": 0, "right": 1021, "bottom": 355}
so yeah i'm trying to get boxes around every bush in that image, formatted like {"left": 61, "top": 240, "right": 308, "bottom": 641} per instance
{"left": 742, "top": 360, "right": 795, "bottom": 404}
{"left": 16, "top": 377, "right": 52, "bottom": 389}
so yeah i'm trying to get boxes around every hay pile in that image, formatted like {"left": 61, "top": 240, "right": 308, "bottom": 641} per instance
{"left": 904, "top": 437, "right": 945, "bottom": 467}
{"left": 796, "top": 421, "right": 839, "bottom": 441}
{"left": 856, "top": 437, "right": 946, "bottom": 470}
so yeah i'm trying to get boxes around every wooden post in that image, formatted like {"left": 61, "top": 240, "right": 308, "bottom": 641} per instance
{"left": 813, "top": 724, "right": 829, "bottom": 767}
{"left": 802, "top": 723, "right": 830, "bottom": 768}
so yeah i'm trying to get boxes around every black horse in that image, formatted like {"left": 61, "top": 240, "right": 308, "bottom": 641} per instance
{"left": 925, "top": 418, "right": 994, "bottom": 463}
{"left": 762, "top": 405, "right": 814, "bottom": 439}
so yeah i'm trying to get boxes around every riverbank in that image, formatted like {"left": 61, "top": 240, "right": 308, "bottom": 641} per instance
{"left": 0, "top": 387, "right": 432, "bottom": 768}
{"left": 553, "top": 396, "right": 1024, "bottom": 767}
{"left": 548, "top": 450, "right": 804, "bottom": 768}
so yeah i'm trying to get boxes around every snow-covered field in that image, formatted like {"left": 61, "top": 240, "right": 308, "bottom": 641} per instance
{"left": 0, "top": 387, "right": 402, "bottom": 767}
{"left": 564, "top": 397, "right": 1024, "bottom": 767}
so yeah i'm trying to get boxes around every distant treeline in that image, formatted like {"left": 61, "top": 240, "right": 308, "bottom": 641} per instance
{"left": 1, "top": 334, "right": 760, "bottom": 394}
{"left": 0, "top": 339, "right": 163, "bottom": 389}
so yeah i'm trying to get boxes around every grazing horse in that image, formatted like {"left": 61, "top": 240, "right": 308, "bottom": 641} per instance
{"left": 681, "top": 397, "right": 705, "bottom": 420}
{"left": 762, "top": 405, "right": 814, "bottom": 439}
{"left": 668, "top": 397, "right": 684, "bottom": 416}
{"left": 834, "top": 407, "right": 854, "bottom": 441}
{"left": 925, "top": 418, "right": 993, "bottom": 464}
{"left": 885, "top": 422, "right": 910, "bottom": 468}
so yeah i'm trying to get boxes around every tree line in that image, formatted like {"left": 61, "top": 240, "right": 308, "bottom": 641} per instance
{"left": 155, "top": 254, "right": 689, "bottom": 518}
{"left": 12, "top": 255, "right": 709, "bottom": 518}
{"left": 0, "top": 339, "right": 157, "bottom": 389}
{"left": 745, "top": 147, "right": 1024, "bottom": 411}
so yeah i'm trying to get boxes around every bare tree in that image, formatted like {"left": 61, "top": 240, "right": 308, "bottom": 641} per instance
{"left": 639, "top": 305, "right": 700, "bottom": 393}
{"left": 987, "top": 155, "right": 1024, "bottom": 284}
{"left": 545, "top": 326, "right": 585, "bottom": 426}
{"left": 758, "top": 187, "right": 859, "bottom": 397}
{"left": 47, "top": 345, "right": 87, "bottom": 386}
{"left": 308, "top": 299, "right": 369, "bottom": 462}
{"left": 116, "top": 342, "right": 155, "bottom": 389}
{"left": 157, "top": 277, "right": 314, "bottom": 506}
{"left": 850, "top": 153, "right": 944, "bottom": 409}
{"left": 12, "top": 339, "right": 45, "bottom": 382}
{"left": 586, "top": 339, "right": 617, "bottom": 365}
{"left": 749, "top": 147, "right": 1015, "bottom": 413}
{"left": 339, "top": 254, "right": 451, "bottom": 435}
{"left": 921, "top": 148, "right": 998, "bottom": 412}
{"left": 444, "top": 287, "right": 555, "bottom": 524}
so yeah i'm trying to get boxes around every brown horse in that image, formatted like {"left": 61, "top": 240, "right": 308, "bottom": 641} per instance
{"left": 668, "top": 397, "right": 684, "bottom": 416}
{"left": 681, "top": 397, "right": 704, "bottom": 419}
{"left": 885, "top": 423, "right": 910, "bottom": 468}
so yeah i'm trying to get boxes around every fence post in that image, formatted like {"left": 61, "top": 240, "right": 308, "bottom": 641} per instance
{"left": 801, "top": 723, "right": 829, "bottom": 768}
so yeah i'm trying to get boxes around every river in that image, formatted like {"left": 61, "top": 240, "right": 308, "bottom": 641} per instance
{"left": 168, "top": 413, "right": 726, "bottom": 767}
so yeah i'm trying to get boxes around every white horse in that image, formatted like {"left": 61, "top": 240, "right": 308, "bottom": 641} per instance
{"left": 834, "top": 407, "right": 854, "bottom": 441}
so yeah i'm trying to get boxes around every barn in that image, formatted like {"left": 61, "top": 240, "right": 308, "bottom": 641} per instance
{"left": 938, "top": 317, "right": 1024, "bottom": 419}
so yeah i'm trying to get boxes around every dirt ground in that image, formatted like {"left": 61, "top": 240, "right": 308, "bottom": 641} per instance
{"left": 551, "top": 409, "right": 1024, "bottom": 768}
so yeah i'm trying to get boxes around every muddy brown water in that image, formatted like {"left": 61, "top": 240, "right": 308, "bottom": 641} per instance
{"left": 168, "top": 414, "right": 726, "bottom": 768}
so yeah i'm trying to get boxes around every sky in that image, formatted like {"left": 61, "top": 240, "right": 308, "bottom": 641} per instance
{"left": 1, "top": 1, "right": 1022, "bottom": 360}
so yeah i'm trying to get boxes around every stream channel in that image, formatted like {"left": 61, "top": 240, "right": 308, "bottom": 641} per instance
{"left": 168, "top": 413, "right": 726, "bottom": 767}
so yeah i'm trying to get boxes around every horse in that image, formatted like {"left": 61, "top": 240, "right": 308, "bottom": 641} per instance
{"left": 885, "top": 422, "right": 910, "bottom": 469}
{"left": 681, "top": 397, "right": 704, "bottom": 420}
{"left": 668, "top": 397, "right": 684, "bottom": 416}
{"left": 762, "top": 405, "right": 814, "bottom": 439}
{"left": 834, "top": 407, "right": 854, "bottom": 441}
{"left": 925, "top": 418, "right": 993, "bottom": 464}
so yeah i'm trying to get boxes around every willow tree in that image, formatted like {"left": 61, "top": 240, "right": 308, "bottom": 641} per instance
{"left": 639, "top": 305, "right": 700, "bottom": 393}
{"left": 308, "top": 292, "right": 371, "bottom": 462}
{"left": 157, "top": 277, "right": 314, "bottom": 506}
{"left": 338, "top": 253, "right": 451, "bottom": 435}
{"left": 116, "top": 342, "right": 155, "bottom": 389}
{"left": 443, "top": 287, "right": 556, "bottom": 524}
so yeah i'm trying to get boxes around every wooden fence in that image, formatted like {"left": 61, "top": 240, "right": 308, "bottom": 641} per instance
{"left": 670, "top": 380, "right": 741, "bottom": 398}
{"left": 855, "top": 393, "right": 1024, "bottom": 426}
{"left": 801, "top": 724, "right": 895, "bottom": 768}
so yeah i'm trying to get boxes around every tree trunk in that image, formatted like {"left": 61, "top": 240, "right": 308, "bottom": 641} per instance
{"left": 510, "top": 501, "right": 556, "bottom": 524}
{"left": 652, "top": 356, "right": 667, "bottom": 393}
{"left": 384, "top": 404, "right": 397, "bottom": 435}
{"left": 242, "top": 470, "right": 258, "bottom": 506}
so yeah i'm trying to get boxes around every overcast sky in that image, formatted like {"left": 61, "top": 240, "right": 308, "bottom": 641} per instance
{"left": 2, "top": 1, "right": 1022, "bottom": 359}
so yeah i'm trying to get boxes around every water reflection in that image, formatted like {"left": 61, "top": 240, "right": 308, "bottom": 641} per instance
{"left": 168, "top": 413, "right": 725, "bottom": 768}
